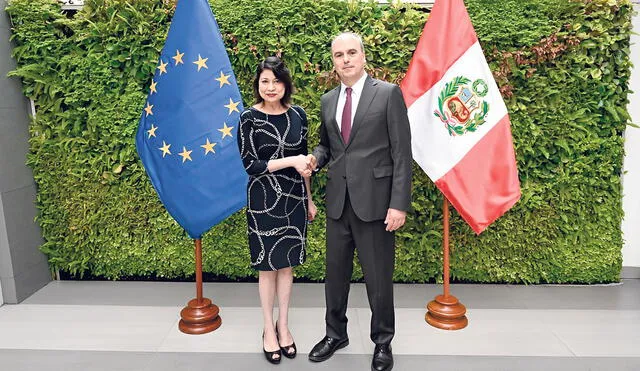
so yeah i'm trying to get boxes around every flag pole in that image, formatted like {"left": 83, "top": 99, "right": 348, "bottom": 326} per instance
{"left": 179, "top": 238, "right": 222, "bottom": 334}
{"left": 425, "top": 195, "right": 468, "bottom": 330}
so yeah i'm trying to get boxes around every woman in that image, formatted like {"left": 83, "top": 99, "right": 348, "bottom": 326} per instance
{"left": 237, "top": 56, "right": 316, "bottom": 364}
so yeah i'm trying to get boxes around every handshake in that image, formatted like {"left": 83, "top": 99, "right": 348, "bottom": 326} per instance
{"left": 293, "top": 154, "right": 317, "bottom": 177}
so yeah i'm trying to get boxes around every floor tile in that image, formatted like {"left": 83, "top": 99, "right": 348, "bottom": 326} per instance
{"left": 0, "top": 305, "right": 178, "bottom": 351}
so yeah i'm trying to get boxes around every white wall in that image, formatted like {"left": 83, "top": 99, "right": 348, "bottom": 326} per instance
{"left": 0, "top": 279, "right": 3, "bottom": 305}
{"left": 621, "top": 3, "right": 640, "bottom": 269}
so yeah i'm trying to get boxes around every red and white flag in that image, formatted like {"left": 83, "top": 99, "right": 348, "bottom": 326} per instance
{"left": 400, "top": 0, "right": 520, "bottom": 234}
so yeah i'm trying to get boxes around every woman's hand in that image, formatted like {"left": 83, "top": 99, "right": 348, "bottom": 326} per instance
{"left": 292, "top": 154, "right": 312, "bottom": 177}
{"left": 307, "top": 198, "right": 317, "bottom": 222}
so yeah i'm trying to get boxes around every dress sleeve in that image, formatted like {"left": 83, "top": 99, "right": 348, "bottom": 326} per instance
{"left": 237, "top": 110, "right": 269, "bottom": 176}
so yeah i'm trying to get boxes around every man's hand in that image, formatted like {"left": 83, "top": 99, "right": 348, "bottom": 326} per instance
{"left": 384, "top": 208, "right": 406, "bottom": 232}
{"left": 293, "top": 154, "right": 312, "bottom": 177}
{"left": 307, "top": 154, "right": 317, "bottom": 171}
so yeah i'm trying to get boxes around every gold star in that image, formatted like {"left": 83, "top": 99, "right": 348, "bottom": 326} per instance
{"left": 179, "top": 147, "right": 193, "bottom": 163}
{"left": 150, "top": 80, "right": 157, "bottom": 94}
{"left": 224, "top": 98, "right": 240, "bottom": 115}
{"left": 193, "top": 54, "right": 208, "bottom": 71}
{"left": 172, "top": 50, "right": 184, "bottom": 65}
{"left": 201, "top": 138, "right": 217, "bottom": 155}
{"left": 147, "top": 124, "right": 158, "bottom": 138}
{"left": 158, "top": 141, "right": 171, "bottom": 157}
{"left": 218, "top": 122, "right": 234, "bottom": 139}
{"left": 215, "top": 71, "right": 231, "bottom": 88}
{"left": 157, "top": 60, "right": 168, "bottom": 75}
{"left": 144, "top": 102, "right": 154, "bottom": 116}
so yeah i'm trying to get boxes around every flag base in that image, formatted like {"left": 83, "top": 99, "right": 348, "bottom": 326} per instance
{"left": 179, "top": 297, "right": 222, "bottom": 334}
{"left": 426, "top": 294, "right": 468, "bottom": 330}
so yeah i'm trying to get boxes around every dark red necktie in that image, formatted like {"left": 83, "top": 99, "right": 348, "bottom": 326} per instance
{"left": 341, "top": 87, "right": 353, "bottom": 143}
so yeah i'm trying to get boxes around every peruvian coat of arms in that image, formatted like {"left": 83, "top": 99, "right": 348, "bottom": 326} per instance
{"left": 434, "top": 76, "right": 490, "bottom": 136}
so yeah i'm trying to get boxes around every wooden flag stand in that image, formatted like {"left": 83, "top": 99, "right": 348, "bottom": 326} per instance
{"left": 425, "top": 196, "right": 468, "bottom": 330}
{"left": 179, "top": 238, "right": 222, "bottom": 334}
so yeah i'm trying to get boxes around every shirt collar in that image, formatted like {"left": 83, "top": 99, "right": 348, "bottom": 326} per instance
{"left": 341, "top": 73, "right": 368, "bottom": 97}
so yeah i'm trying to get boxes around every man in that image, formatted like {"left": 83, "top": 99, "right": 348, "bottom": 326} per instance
{"left": 307, "top": 32, "right": 412, "bottom": 371}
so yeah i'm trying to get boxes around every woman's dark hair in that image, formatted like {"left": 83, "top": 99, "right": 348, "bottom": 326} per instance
{"left": 253, "top": 56, "right": 293, "bottom": 106}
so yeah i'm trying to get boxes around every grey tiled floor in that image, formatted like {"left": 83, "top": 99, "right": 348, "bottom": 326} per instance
{"left": 0, "top": 280, "right": 639, "bottom": 371}
{"left": 1, "top": 350, "right": 640, "bottom": 371}
{"left": 23, "top": 279, "right": 640, "bottom": 309}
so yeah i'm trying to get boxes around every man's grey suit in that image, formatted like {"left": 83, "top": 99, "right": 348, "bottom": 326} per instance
{"left": 312, "top": 75, "right": 412, "bottom": 345}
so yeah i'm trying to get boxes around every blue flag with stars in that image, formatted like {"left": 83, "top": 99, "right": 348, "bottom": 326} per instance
{"left": 136, "top": 0, "right": 247, "bottom": 239}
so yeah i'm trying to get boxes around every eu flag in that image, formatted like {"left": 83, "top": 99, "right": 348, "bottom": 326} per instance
{"left": 135, "top": 0, "right": 247, "bottom": 239}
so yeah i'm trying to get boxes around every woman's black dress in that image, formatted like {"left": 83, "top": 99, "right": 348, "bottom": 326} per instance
{"left": 237, "top": 105, "right": 308, "bottom": 271}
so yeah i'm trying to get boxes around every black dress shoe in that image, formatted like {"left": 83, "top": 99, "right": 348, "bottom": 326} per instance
{"left": 280, "top": 341, "right": 297, "bottom": 359}
{"left": 371, "top": 344, "right": 393, "bottom": 371}
{"left": 275, "top": 321, "right": 297, "bottom": 359}
{"left": 308, "top": 336, "right": 349, "bottom": 362}
{"left": 262, "top": 331, "right": 281, "bottom": 365}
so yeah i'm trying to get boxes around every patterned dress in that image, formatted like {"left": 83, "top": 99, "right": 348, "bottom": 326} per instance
{"left": 237, "top": 105, "right": 308, "bottom": 271}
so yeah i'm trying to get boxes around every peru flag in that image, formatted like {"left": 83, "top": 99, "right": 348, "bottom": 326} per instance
{"left": 400, "top": 0, "right": 520, "bottom": 234}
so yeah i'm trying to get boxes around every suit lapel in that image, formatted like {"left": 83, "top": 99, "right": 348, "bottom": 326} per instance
{"left": 347, "top": 76, "right": 377, "bottom": 148}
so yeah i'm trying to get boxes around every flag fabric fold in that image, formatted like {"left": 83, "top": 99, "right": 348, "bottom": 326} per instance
{"left": 136, "top": 0, "right": 247, "bottom": 239}
{"left": 400, "top": 0, "right": 521, "bottom": 234}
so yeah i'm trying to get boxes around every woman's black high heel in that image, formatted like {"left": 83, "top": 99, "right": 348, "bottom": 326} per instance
{"left": 263, "top": 331, "right": 281, "bottom": 364}
{"left": 276, "top": 321, "right": 297, "bottom": 359}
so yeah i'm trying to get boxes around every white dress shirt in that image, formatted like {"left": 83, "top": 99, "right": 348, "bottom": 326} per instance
{"left": 336, "top": 73, "right": 368, "bottom": 134}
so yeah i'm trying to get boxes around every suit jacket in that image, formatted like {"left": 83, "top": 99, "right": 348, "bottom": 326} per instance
{"left": 312, "top": 76, "right": 412, "bottom": 222}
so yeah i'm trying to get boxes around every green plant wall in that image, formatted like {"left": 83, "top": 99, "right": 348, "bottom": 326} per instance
{"left": 5, "top": 0, "right": 633, "bottom": 283}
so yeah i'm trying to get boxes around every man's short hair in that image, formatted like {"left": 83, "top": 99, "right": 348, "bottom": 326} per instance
{"left": 331, "top": 32, "right": 365, "bottom": 53}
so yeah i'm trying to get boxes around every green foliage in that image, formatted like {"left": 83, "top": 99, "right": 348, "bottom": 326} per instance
{"left": 5, "top": 0, "right": 633, "bottom": 283}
